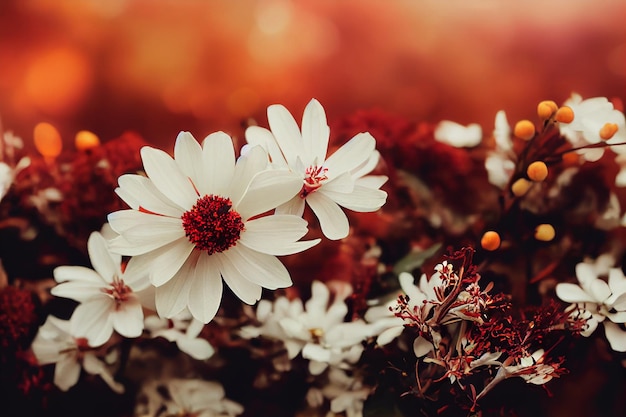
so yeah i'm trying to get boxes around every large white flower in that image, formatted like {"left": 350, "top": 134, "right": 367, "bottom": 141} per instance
{"left": 31, "top": 316, "right": 124, "bottom": 393}
{"left": 556, "top": 260, "right": 626, "bottom": 351}
{"left": 108, "top": 131, "right": 319, "bottom": 324}
{"left": 245, "top": 99, "right": 388, "bottom": 240}
{"left": 559, "top": 93, "right": 626, "bottom": 161}
{"left": 51, "top": 231, "right": 149, "bottom": 347}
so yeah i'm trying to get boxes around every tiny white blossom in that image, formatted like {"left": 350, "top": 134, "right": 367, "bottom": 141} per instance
{"left": 31, "top": 316, "right": 124, "bottom": 393}
{"left": 144, "top": 310, "right": 215, "bottom": 360}
{"left": 434, "top": 120, "right": 482, "bottom": 148}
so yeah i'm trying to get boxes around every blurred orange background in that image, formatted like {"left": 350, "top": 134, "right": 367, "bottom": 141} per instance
{"left": 0, "top": 0, "right": 624, "bottom": 149}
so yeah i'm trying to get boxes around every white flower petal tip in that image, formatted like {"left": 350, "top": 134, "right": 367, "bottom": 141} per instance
{"left": 434, "top": 120, "right": 483, "bottom": 147}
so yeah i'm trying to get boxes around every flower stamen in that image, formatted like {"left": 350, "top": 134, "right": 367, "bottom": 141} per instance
{"left": 300, "top": 165, "right": 328, "bottom": 198}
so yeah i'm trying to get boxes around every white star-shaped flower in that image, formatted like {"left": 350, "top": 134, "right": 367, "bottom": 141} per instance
{"left": 556, "top": 260, "right": 626, "bottom": 351}
{"left": 108, "top": 131, "right": 319, "bottom": 324}
{"left": 51, "top": 231, "right": 148, "bottom": 347}
{"left": 31, "top": 316, "right": 124, "bottom": 393}
{"left": 245, "top": 99, "right": 388, "bottom": 240}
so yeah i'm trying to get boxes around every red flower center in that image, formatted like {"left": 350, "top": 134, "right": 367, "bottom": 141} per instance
{"left": 181, "top": 195, "right": 244, "bottom": 255}
{"left": 300, "top": 165, "right": 328, "bottom": 198}
{"left": 102, "top": 276, "right": 132, "bottom": 308}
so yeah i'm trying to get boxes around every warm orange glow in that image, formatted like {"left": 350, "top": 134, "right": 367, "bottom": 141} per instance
{"left": 535, "top": 224, "right": 556, "bottom": 242}
{"left": 511, "top": 178, "right": 532, "bottom": 197}
{"left": 33, "top": 122, "right": 63, "bottom": 159}
{"left": 75, "top": 130, "right": 101, "bottom": 151}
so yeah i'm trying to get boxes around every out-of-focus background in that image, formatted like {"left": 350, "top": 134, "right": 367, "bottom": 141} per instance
{"left": 0, "top": 0, "right": 624, "bottom": 149}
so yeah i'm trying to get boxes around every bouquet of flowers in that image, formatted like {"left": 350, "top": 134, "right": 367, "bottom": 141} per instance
{"left": 1, "top": 95, "right": 625, "bottom": 417}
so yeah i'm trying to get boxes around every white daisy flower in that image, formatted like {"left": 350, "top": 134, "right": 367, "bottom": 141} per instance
{"left": 556, "top": 260, "right": 626, "bottom": 351}
{"left": 31, "top": 315, "right": 124, "bottom": 393}
{"left": 51, "top": 231, "right": 149, "bottom": 347}
{"left": 108, "top": 131, "right": 319, "bottom": 324}
{"left": 245, "top": 99, "right": 388, "bottom": 240}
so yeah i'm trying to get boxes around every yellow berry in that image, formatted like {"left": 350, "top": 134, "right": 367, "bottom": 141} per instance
{"left": 599, "top": 123, "right": 618, "bottom": 140}
{"left": 75, "top": 130, "right": 100, "bottom": 151}
{"left": 537, "top": 100, "right": 558, "bottom": 119}
{"left": 33, "top": 122, "right": 62, "bottom": 159}
{"left": 514, "top": 120, "right": 536, "bottom": 140}
{"left": 511, "top": 178, "right": 532, "bottom": 197}
{"left": 481, "top": 231, "right": 501, "bottom": 251}
{"left": 555, "top": 106, "right": 574, "bottom": 123}
{"left": 535, "top": 224, "right": 556, "bottom": 242}
{"left": 527, "top": 161, "right": 548, "bottom": 182}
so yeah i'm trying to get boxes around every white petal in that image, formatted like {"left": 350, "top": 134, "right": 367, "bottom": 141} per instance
{"left": 116, "top": 174, "right": 184, "bottom": 217}
{"left": 235, "top": 170, "right": 302, "bottom": 219}
{"left": 87, "top": 232, "right": 120, "bottom": 283}
{"left": 377, "top": 326, "right": 404, "bottom": 346}
{"left": 54, "top": 356, "right": 81, "bottom": 391}
{"left": 413, "top": 336, "right": 432, "bottom": 357}
{"left": 301, "top": 99, "right": 330, "bottom": 166}
{"left": 215, "top": 253, "right": 263, "bottom": 304}
{"left": 355, "top": 174, "right": 387, "bottom": 190}
{"left": 351, "top": 150, "right": 381, "bottom": 179}
{"left": 146, "top": 238, "right": 195, "bottom": 287}
{"left": 154, "top": 254, "right": 197, "bottom": 318}
{"left": 110, "top": 215, "right": 185, "bottom": 254}
{"left": 321, "top": 171, "right": 354, "bottom": 194}
{"left": 245, "top": 126, "right": 287, "bottom": 168}
{"left": 51, "top": 279, "right": 105, "bottom": 303}
{"left": 275, "top": 195, "right": 306, "bottom": 216}
{"left": 323, "top": 133, "right": 376, "bottom": 177}
{"left": 187, "top": 254, "right": 223, "bottom": 323}
{"left": 53, "top": 265, "right": 103, "bottom": 285}
{"left": 239, "top": 214, "right": 319, "bottom": 256}
{"left": 302, "top": 343, "right": 331, "bottom": 363}
{"left": 555, "top": 283, "right": 598, "bottom": 304}
{"left": 320, "top": 185, "right": 387, "bottom": 212}
{"left": 229, "top": 145, "right": 270, "bottom": 204}
{"left": 200, "top": 131, "right": 236, "bottom": 196}
{"left": 70, "top": 298, "right": 115, "bottom": 347}
{"left": 587, "top": 279, "right": 612, "bottom": 303}
{"left": 325, "top": 322, "right": 371, "bottom": 348}
{"left": 140, "top": 146, "right": 198, "bottom": 209}
{"left": 308, "top": 360, "right": 328, "bottom": 375}
{"left": 111, "top": 298, "right": 144, "bottom": 338}
{"left": 82, "top": 354, "right": 125, "bottom": 394}
{"left": 174, "top": 131, "right": 206, "bottom": 193}
{"left": 306, "top": 192, "right": 350, "bottom": 240}
{"left": 608, "top": 268, "right": 626, "bottom": 298}
{"left": 604, "top": 321, "right": 626, "bottom": 352}
{"left": 177, "top": 337, "right": 215, "bottom": 360}
{"left": 267, "top": 104, "right": 304, "bottom": 168}
{"left": 220, "top": 245, "right": 292, "bottom": 289}
{"left": 434, "top": 121, "right": 482, "bottom": 147}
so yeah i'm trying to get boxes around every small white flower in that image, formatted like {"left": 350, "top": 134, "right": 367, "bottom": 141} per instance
{"left": 307, "top": 368, "right": 372, "bottom": 417}
{"left": 137, "top": 378, "right": 243, "bottom": 417}
{"left": 556, "top": 260, "right": 626, "bottom": 351}
{"left": 559, "top": 93, "right": 626, "bottom": 161}
{"left": 108, "top": 131, "right": 320, "bottom": 324}
{"left": 434, "top": 120, "right": 482, "bottom": 148}
{"left": 245, "top": 99, "right": 387, "bottom": 240}
{"left": 51, "top": 231, "right": 148, "bottom": 347}
{"left": 244, "top": 280, "right": 372, "bottom": 375}
{"left": 31, "top": 316, "right": 124, "bottom": 393}
{"left": 144, "top": 310, "right": 214, "bottom": 360}
{"left": 502, "top": 350, "right": 558, "bottom": 385}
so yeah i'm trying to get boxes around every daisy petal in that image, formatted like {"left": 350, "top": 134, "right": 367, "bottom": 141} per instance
{"left": 71, "top": 298, "right": 115, "bottom": 347}
{"left": 267, "top": 104, "right": 304, "bottom": 168}
{"left": 88, "top": 232, "right": 120, "bottom": 283}
{"left": 111, "top": 298, "right": 144, "bottom": 338}
{"left": 320, "top": 185, "right": 387, "bottom": 212}
{"left": 556, "top": 283, "right": 598, "bottom": 303}
{"left": 221, "top": 244, "right": 292, "bottom": 289}
{"left": 216, "top": 253, "right": 263, "bottom": 304}
{"left": 301, "top": 99, "right": 330, "bottom": 166}
{"left": 245, "top": 127, "right": 287, "bottom": 167}
{"left": 306, "top": 192, "right": 349, "bottom": 240}
{"left": 240, "top": 214, "right": 318, "bottom": 256}
{"left": 116, "top": 175, "right": 184, "bottom": 217}
{"left": 146, "top": 238, "right": 195, "bottom": 287}
{"left": 154, "top": 256, "right": 196, "bottom": 319}
{"left": 604, "top": 321, "right": 626, "bottom": 352}
{"left": 140, "top": 146, "right": 198, "bottom": 209}
{"left": 235, "top": 170, "right": 302, "bottom": 219}
{"left": 174, "top": 131, "right": 205, "bottom": 193}
{"left": 323, "top": 133, "right": 375, "bottom": 178}
{"left": 229, "top": 145, "right": 269, "bottom": 204}
{"left": 276, "top": 195, "right": 306, "bottom": 216}
{"left": 177, "top": 337, "right": 215, "bottom": 360}
{"left": 377, "top": 326, "right": 404, "bottom": 346}
{"left": 187, "top": 254, "right": 223, "bottom": 323}
{"left": 200, "top": 131, "right": 236, "bottom": 196}
{"left": 54, "top": 357, "right": 81, "bottom": 391}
